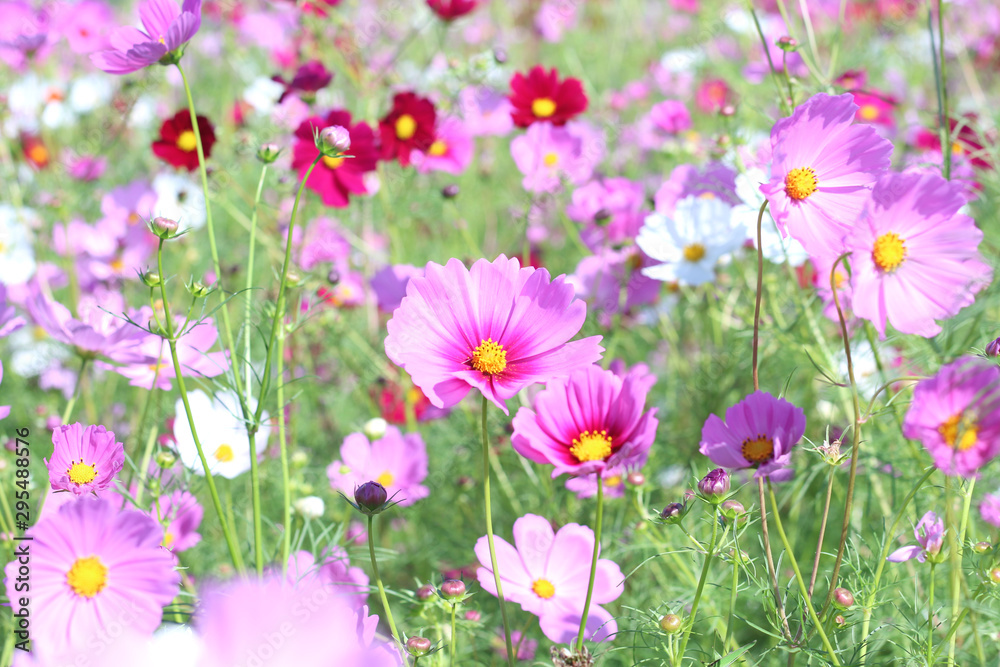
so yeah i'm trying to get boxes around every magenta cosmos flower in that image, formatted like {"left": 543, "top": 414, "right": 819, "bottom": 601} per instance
{"left": 327, "top": 426, "right": 429, "bottom": 507}
{"left": 90, "top": 0, "right": 202, "bottom": 74}
{"left": 385, "top": 254, "right": 604, "bottom": 415}
{"left": 512, "top": 363, "right": 657, "bottom": 478}
{"left": 902, "top": 357, "right": 1000, "bottom": 477}
{"left": 759, "top": 92, "right": 893, "bottom": 255}
{"left": 475, "top": 513, "right": 623, "bottom": 643}
{"left": 2, "top": 498, "right": 180, "bottom": 651}
{"left": 980, "top": 492, "right": 1000, "bottom": 528}
{"left": 887, "top": 511, "right": 945, "bottom": 563}
{"left": 699, "top": 390, "right": 806, "bottom": 480}
{"left": 45, "top": 423, "right": 125, "bottom": 496}
{"left": 151, "top": 489, "right": 203, "bottom": 552}
{"left": 846, "top": 171, "right": 992, "bottom": 338}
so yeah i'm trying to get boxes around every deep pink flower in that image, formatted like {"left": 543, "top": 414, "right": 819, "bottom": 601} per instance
{"left": 508, "top": 65, "right": 587, "bottom": 128}
{"left": 512, "top": 364, "right": 657, "bottom": 477}
{"left": 53, "top": 0, "right": 113, "bottom": 54}
{"left": 0, "top": 1, "right": 51, "bottom": 70}
{"left": 91, "top": 0, "right": 203, "bottom": 75}
{"left": 902, "top": 357, "right": 1000, "bottom": 477}
{"left": 510, "top": 121, "right": 602, "bottom": 193}
{"left": 851, "top": 90, "right": 897, "bottom": 129}
{"left": 427, "top": 0, "right": 479, "bottom": 21}
{"left": 846, "top": 171, "right": 991, "bottom": 338}
{"left": 327, "top": 426, "right": 429, "bottom": 507}
{"left": 151, "top": 489, "right": 203, "bottom": 551}
{"left": 887, "top": 511, "right": 945, "bottom": 563}
{"left": 385, "top": 255, "right": 604, "bottom": 414}
{"left": 760, "top": 93, "right": 893, "bottom": 255}
{"left": 699, "top": 390, "right": 806, "bottom": 480}
{"left": 648, "top": 100, "right": 692, "bottom": 135}
{"left": 45, "top": 423, "right": 125, "bottom": 496}
{"left": 694, "top": 78, "right": 734, "bottom": 113}
{"left": 292, "top": 110, "right": 379, "bottom": 208}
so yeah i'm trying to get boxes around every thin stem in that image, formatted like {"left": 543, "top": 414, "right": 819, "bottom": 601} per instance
{"left": 745, "top": 1, "right": 791, "bottom": 112}
{"left": 278, "top": 326, "right": 292, "bottom": 575}
{"left": 724, "top": 527, "right": 742, "bottom": 650}
{"left": 751, "top": 200, "right": 767, "bottom": 392}
{"left": 758, "top": 477, "right": 792, "bottom": 639}
{"left": 60, "top": 357, "right": 89, "bottom": 424}
{"left": 244, "top": 163, "right": 269, "bottom": 402}
{"left": 947, "top": 477, "right": 975, "bottom": 664}
{"left": 576, "top": 477, "right": 605, "bottom": 652}
{"left": 808, "top": 467, "right": 837, "bottom": 597}
{"left": 676, "top": 506, "right": 719, "bottom": 664}
{"left": 768, "top": 483, "right": 841, "bottom": 666}
{"left": 481, "top": 396, "right": 516, "bottom": 667}
{"left": 368, "top": 514, "right": 403, "bottom": 648}
{"left": 928, "top": 562, "right": 937, "bottom": 666}
{"left": 247, "top": 429, "right": 263, "bottom": 574}
{"left": 449, "top": 602, "right": 458, "bottom": 666}
{"left": 936, "top": 0, "right": 951, "bottom": 180}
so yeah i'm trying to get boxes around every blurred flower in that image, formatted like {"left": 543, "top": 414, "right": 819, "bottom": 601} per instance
{"left": 427, "top": 0, "right": 479, "bottom": 21}
{"left": 0, "top": 363, "right": 8, "bottom": 421}
{"left": 492, "top": 629, "right": 538, "bottom": 660}
{"left": 379, "top": 91, "right": 437, "bottom": 167}
{"left": 459, "top": 85, "right": 513, "bottom": 136}
{"left": 276, "top": 59, "right": 332, "bottom": 101}
{"left": 91, "top": 0, "right": 203, "bottom": 74}
{"left": 45, "top": 423, "right": 125, "bottom": 496}
{"left": 152, "top": 172, "right": 206, "bottom": 229}
{"left": 565, "top": 467, "right": 629, "bottom": 500}
{"left": 412, "top": 116, "right": 474, "bottom": 175}
{"left": 283, "top": 548, "right": 369, "bottom": 609}
{"left": 385, "top": 255, "right": 603, "bottom": 414}
{"left": 151, "top": 489, "right": 203, "bottom": 552}
{"left": 67, "top": 154, "right": 107, "bottom": 181}
{"left": 475, "top": 513, "right": 622, "bottom": 643}
{"left": 371, "top": 263, "right": 422, "bottom": 313}
{"left": 535, "top": 0, "right": 579, "bottom": 42}
{"left": 0, "top": 204, "right": 38, "bottom": 285}
{"left": 846, "top": 171, "right": 991, "bottom": 338}
{"left": 648, "top": 100, "right": 692, "bottom": 135}
{"left": 508, "top": 65, "right": 587, "bottom": 127}
{"left": 851, "top": 90, "right": 897, "bottom": 130}
{"left": 694, "top": 78, "right": 734, "bottom": 113}
{"left": 327, "top": 426, "right": 429, "bottom": 507}
{"left": 172, "top": 390, "right": 270, "bottom": 479}
{"left": 887, "top": 511, "right": 945, "bottom": 563}
{"left": 566, "top": 177, "right": 647, "bottom": 251}
{"left": 152, "top": 109, "right": 215, "bottom": 171}
{"left": 294, "top": 110, "right": 379, "bottom": 208}
{"left": 980, "top": 492, "right": 1000, "bottom": 528}
{"left": 510, "top": 121, "right": 601, "bottom": 193}
{"left": 985, "top": 337, "right": 1000, "bottom": 358}
{"left": 653, "top": 162, "right": 740, "bottom": 215}
{"left": 293, "top": 495, "right": 326, "bottom": 519}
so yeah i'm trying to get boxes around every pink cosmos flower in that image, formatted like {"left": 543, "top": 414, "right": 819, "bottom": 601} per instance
{"left": 887, "top": 511, "right": 945, "bottom": 562}
{"left": 648, "top": 100, "right": 692, "bottom": 135}
{"left": 534, "top": 0, "right": 579, "bottom": 42}
{"left": 568, "top": 248, "right": 661, "bottom": 325}
{"left": 845, "top": 171, "right": 992, "bottom": 338}
{"left": 0, "top": 1, "right": 51, "bottom": 70}
{"left": 566, "top": 177, "right": 647, "bottom": 251}
{"left": 459, "top": 86, "right": 514, "bottom": 137}
{"left": 385, "top": 255, "right": 604, "bottom": 414}
{"left": 902, "top": 357, "right": 1000, "bottom": 477}
{"left": 0, "top": 362, "right": 9, "bottom": 421}
{"left": 760, "top": 93, "right": 893, "bottom": 255}
{"left": 980, "top": 492, "right": 1000, "bottom": 528}
{"left": 297, "top": 216, "right": 351, "bottom": 272}
{"left": 52, "top": 0, "right": 113, "bottom": 54}
{"left": 0, "top": 284, "right": 26, "bottom": 338}
{"left": 699, "top": 390, "right": 806, "bottom": 480}
{"left": 512, "top": 364, "right": 658, "bottom": 478}
{"left": 653, "top": 162, "right": 740, "bottom": 216}
{"left": 91, "top": 0, "right": 203, "bottom": 75}
{"left": 475, "top": 513, "right": 623, "bottom": 643}
{"left": 510, "top": 121, "right": 602, "bottom": 193}
{"left": 45, "top": 423, "right": 125, "bottom": 496}
{"left": 2, "top": 498, "right": 179, "bottom": 654}
{"left": 100, "top": 179, "right": 158, "bottom": 228}
{"left": 565, "top": 466, "right": 628, "bottom": 499}
{"left": 107, "top": 317, "right": 228, "bottom": 390}
{"left": 151, "top": 489, "right": 203, "bottom": 552}
{"left": 283, "top": 548, "right": 370, "bottom": 609}
{"left": 371, "top": 263, "right": 422, "bottom": 313}
{"left": 412, "top": 116, "right": 474, "bottom": 175}
{"left": 327, "top": 426, "right": 429, "bottom": 507}
{"left": 67, "top": 154, "right": 108, "bottom": 181}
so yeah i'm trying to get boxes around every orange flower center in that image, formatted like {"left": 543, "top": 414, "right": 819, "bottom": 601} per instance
{"left": 859, "top": 104, "right": 879, "bottom": 121}
{"left": 428, "top": 139, "right": 448, "bottom": 156}
{"left": 543, "top": 152, "right": 559, "bottom": 167}
{"left": 938, "top": 413, "right": 978, "bottom": 451}
{"left": 741, "top": 434, "right": 774, "bottom": 464}
{"left": 784, "top": 167, "right": 818, "bottom": 200}
{"left": 872, "top": 232, "right": 906, "bottom": 272}
{"left": 471, "top": 338, "right": 507, "bottom": 375}
{"left": 532, "top": 97, "right": 557, "bottom": 118}
{"left": 683, "top": 243, "right": 706, "bottom": 262}
{"left": 322, "top": 156, "right": 344, "bottom": 169}
{"left": 395, "top": 114, "right": 417, "bottom": 140}
{"left": 570, "top": 430, "right": 612, "bottom": 463}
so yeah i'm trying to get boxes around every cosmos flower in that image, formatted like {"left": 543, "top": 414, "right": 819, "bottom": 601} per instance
{"left": 568, "top": 248, "right": 661, "bottom": 325}
{"left": 2, "top": 498, "right": 180, "bottom": 653}
{"left": 902, "top": 357, "right": 1000, "bottom": 477}
{"left": 326, "top": 426, "right": 429, "bottom": 507}
{"left": 107, "top": 317, "right": 228, "bottom": 390}
{"left": 0, "top": 284, "right": 26, "bottom": 337}
{"left": 283, "top": 548, "right": 370, "bottom": 610}
{"left": 293, "top": 110, "right": 379, "bottom": 208}
{"left": 52, "top": 1, "right": 113, "bottom": 54}
{"left": 652, "top": 162, "right": 740, "bottom": 216}
{"left": 45, "top": 423, "right": 125, "bottom": 496}
{"left": 427, "top": 0, "right": 479, "bottom": 21}
{"left": 699, "top": 390, "right": 807, "bottom": 480}
{"left": 566, "top": 177, "right": 647, "bottom": 251}
{"left": 510, "top": 121, "right": 601, "bottom": 193}
{"left": 565, "top": 467, "right": 628, "bottom": 500}
{"left": 371, "top": 263, "right": 422, "bottom": 313}
{"left": 411, "top": 116, "right": 474, "bottom": 175}
{"left": 90, "top": 0, "right": 203, "bottom": 75}
{"left": 385, "top": 255, "right": 604, "bottom": 415}
{"left": 379, "top": 91, "right": 436, "bottom": 167}
{"left": 152, "top": 172, "right": 206, "bottom": 229}
{"left": 458, "top": 85, "right": 514, "bottom": 137}
{"left": 475, "top": 513, "right": 623, "bottom": 643}
{"left": 0, "top": 204, "right": 38, "bottom": 285}
{"left": 172, "top": 389, "right": 271, "bottom": 479}
{"left": 511, "top": 363, "right": 658, "bottom": 478}
{"left": 845, "top": 171, "right": 992, "bottom": 338}
{"left": 886, "top": 511, "right": 945, "bottom": 563}
{"left": 0, "top": 362, "right": 9, "bottom": 421}
{"left": 275, "top": 59, "right": 332, "bottom": 101}
{"left": 980, "top": 492, "right": 1000, "bottom": 528}
{"left": 152, "top": 109, "right": 215, "bottom": 172}
{"left": 759, "top": 92, "right": 893, "bottom": 255}
{"left": 151, "top": 489, "right": 203, "bottom": 552}
{"left": 508, "top": 66, "right": 587, "bottom": 128}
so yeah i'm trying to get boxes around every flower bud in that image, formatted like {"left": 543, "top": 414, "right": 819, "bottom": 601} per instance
{"left": 627, "top": 472, "right": 645, "bottom": 487}
{"left": 989, "top": 567, "right": 1000, "bottom": 585}
{"left": 257, "top": 143, "right": 282, "bottom": 164}
{"left": 593, "top": 208, "right": 611, "bottom": 225}
{"left": 833, "top": 587, "right": 854, "bottom": 610}
{"left": 973, "top": 541, "right": 992, "bottom": 554}
{"left": 155, "top": 451, "right": 177, "bottom": 469}
{"left": 659, "top": 614, "right": 682, "bottom": 633}
{"left": 986, "top": 337, "right": 1000, "bottom": 358}
{"left": 285, "top": 269, "right": 304, "bottom": 288}
{"left": 659, "top": 502, "right": 685, "bottom": 524}
{"left": 720, "top": 499, "right": 745, "bottom": 521}
{"left": 441, "top": 184, "right": 460, "bottom": 199}
{"left": 406, "top": 636, "right": 432, "bottom": 657}
{"left": 776, "top": 36, "right": 798, "bottom": 51}
{"left": 493, "top": 47, "right": 507, "bottom": 64}
{"left": 150, "top": 216, "right": 178, "bottom": 239}
{"left": 364, "top": 417, "right": 388, "bottom": 440}
{"left": 464, "top": 609, "right": 481, "bottom": 622}
{"left": 293, "top": 495, "right": 325, "bottom": 519}
{"left": 698, "top": 468, "right": 730, "bottom": 502}
{"left": 291, "top": 451, "right": 308, "bottom": 467}
{"left": 440, "top": 579, "right": 466, "bottom": 600}
{"left": 141, "top": 271, "right": 162, "bottom": 288}
{"left": 720, "top": 104, "right": 736, "bottom": 117}
{"left": 317, "top": 125, "right": 351, "bottom": 157}
{"left": 186, "top": 278, "right": 211, "bottom": 299}
{"left": 417, "top": 584, "right": 436, "bottom": 601}
{"left": 353, "top": 481, "right": 388, "bottom": 514}
{"left": 834, "top": 614, "right": 846, "bottom": 628}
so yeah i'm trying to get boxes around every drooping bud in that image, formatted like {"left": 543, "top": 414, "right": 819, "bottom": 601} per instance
{"left": 353, "top": 481, "right": 389, "bottom": 514}
{"left": 256, "top": 143, "right": 282, "bottom": 164}
{"left": 698, "top": 468, "right": 730, "bottom": 503}
{"left": 440, "top": 579, "right": 466, "bottom": 600}
{"left": 406, "top": 636, "right": 432, "bottom": 657}
{"left": 659, "top": 614, "right": 682, "bottom": 633}
{"left": 833, "top": 587, "right": 854, "bottom": 610}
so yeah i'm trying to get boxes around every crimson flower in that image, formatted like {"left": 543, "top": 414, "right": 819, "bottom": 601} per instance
{"left": 292, "top": 109, "right": 378, "bottom": 208}
{"left": 379, "top": 92, "right": 436, "bottom": 167}
{"left": 427, "top": 0, "right": 479, "bottom": 20}
{"left": 508, "top": 66, "right": 587, "bottom": 128}
{"left": 151, "top": 109, "right": 215, "bottom": 171}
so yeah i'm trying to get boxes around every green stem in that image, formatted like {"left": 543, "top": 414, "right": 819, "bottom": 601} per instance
{"left": 449, "top": 602, "right": 458, "bottom": 667}
{"left": 936, "top": 0, "right": 951, "bottom": 180}
{"left": 278, "top": 327, "right": 292, "bottom": 575}
{"left": 767, "top": 484, "right": 841, "bottom": 666}
{"left": 928, "top": 562, "right": 936, "bottom": 666}
{"left": 947, "top": 478, "right": 975, "bottom": 664}
{"left": 576, "top": 477, "right": 605, "bottom": 651}
{"left": 368, "top": 514, "right": 403, "bottom": 648}
{"left": 724, "top": 528, "right": 742, "bottom": 650}
{"left": 247, "top": 429, "right": 264, "bottom": 574}
{"left": 60, "top": 357, "right": 89, "bottom": 424}
{"left": 481, "top": 396, "right": 515, "bottom": 667}
{"left": 808, "top": 466, "right": 837, "bottom": 597}
{"left": 676, "top": 506, "right": 719, "bottom": 665}
{"left": 244, "top": 164, "right": 269, "bottom": 402}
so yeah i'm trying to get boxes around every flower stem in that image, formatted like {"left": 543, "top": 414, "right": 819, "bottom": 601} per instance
{"left": 576, "top": 477, "right": 605, "bottom": 652}
{"left": 751, "top": 200, "right": 767, "bottom": 392}
{"left": 767, "top": 483, "right": 841, "bottom": 666}
{"left": 808, "top": 466, "right": 837, "bottom": 597}
{"left": 676, "top": 506, "right": 719, "bottom": 665}
{"left": 947, "top": 477, "right": 975, "bottom": 664}
{"left": 481, "top": 396, "right": 515, "bottom": 667}
{"left": 724, "top": 526, "right": 742, "bottom": 650}
{"left": 928, "top": 562, "right": 937, "bottom": 665}
{"left": 60, "top": 357, "right": 89, "bottom": 424}
{"left": 449, "top": 602, "right": 458, "bottom": 667}
{"left": 277, "top": 326, "right": 292, "bottom": 575}
{"left": 244, "top": 163, "right": 269, "bottom": 403}
{"left": 368, "top": 513, "right": 402, "bottom": 649}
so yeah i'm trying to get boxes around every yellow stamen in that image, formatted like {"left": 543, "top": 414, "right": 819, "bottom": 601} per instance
{"left": 532, "top": 98, "right": 557, "bottom": 118}
{"left": 531, "top": 578, "right": 555, "bottom": 599}
{"left": 570, "top": 430, "right": 612, "bottom": 463}
{"left": 428, "top": 140, "right": 447, "bottom": 156}
{"left": 471, "top": 338, "right": 507, "bottom": 376}
{"left": 213, "top": 444, "right": 234, "bottom": 463}
{"left": 859, "top": 104, "right": 879, "bottom": 121}
{"left": 785, "top": 167, "right": 818, "bottom": 200}
{"left": 605, "top": 475, "right": 622, "bottom": 487}
{"left": 28, "top": 144, "right": 48, "bottom": 164}
{"left": 872, "top": 232, "right": 906, "bottom": 272}
{"left": 175, "top": 130, "right": 197, "bottom": 152}
{"left": 66, "top": 556, "right": 108, "bottom": 598}
{"left": 741, "top": 434, "right": 774, "bottom": 464}
{"left": 543, "top": 152, "right": 559, "bottom": 167}
{"left": 395, "top": 114, "right": 417, "bottom": 140}
{"left": 322, "top": 155, "right": 344, "bottom": 169}
{"left": 377, "top": 471, "right": 395, "bottom": 487}
{"left": 683, "top": 243, "right": 706, "bottom": 262}
{"left": 66, "top": 460, "right": 97, "bottom": 485}
{"left": 938, "top": 413, "right": 978, "bottom": 451}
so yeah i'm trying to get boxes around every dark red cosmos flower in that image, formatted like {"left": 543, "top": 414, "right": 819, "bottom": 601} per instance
{"left": 914, "top": 114, "right": 995, "bottom": 170}
{"left": 152, "top": 109, "right": 216, "bottom": 172}
{"left": 427, "top": 0, "right": 479, "bottom": 21}
{"left": 508, "top": 66, "right": 587, "bottom": 128}
{"left": 292, "top": 109, "right": 379, "bottom": 208}
{"left": 275, "top": 60, "right": 333, "bottom": 102}
{"left": 21, "top": 134, "right": 51, "bottom": 169}
{"left": 379, "top": 92, "right": 436, "bottom": 167}
{"left": 371, "top": 378, "right": 434, "bottom": 424}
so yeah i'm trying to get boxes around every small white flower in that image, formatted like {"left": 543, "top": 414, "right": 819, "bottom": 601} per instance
{"left": 69, "top": 75, "right": 114, "bottom": 114}
{"left": 732, "top": 169, "right": 809, "bottom": 266}
{"left": 8, "top": 324, "right": 70, "bottom": 378}
{"left": 173, "top": 390, "right": 271, "bottom": 480}
{"left": 0, "top": 204, "right": 38, "bottom": 285}
{"left": 242, "top": 77, "right": 285, "bottom": 115}
{"left": 153, "top": 173, "right": 207, "bottom": 230}
{"left": 637, "top": 195, "right": 745, "bottom": 286}
{"left": 293, "top": 496, "right": 326, "bottom": 519}
{"left": 363, "top": 417, "right": 388, "bottom": 440}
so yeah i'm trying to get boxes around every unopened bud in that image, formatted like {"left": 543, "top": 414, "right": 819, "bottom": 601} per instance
{"left": 720, "top": 104, "right": 736, "bottom": 117}
{"left": 440, "top": 579, "right": 466, "bottom": 600}
{"left": 464, "top": 609, "right": 481, "bottom": 621}
{"left": 833, "top": 587, "right": 854, "bottom": 610}
{"left": 256, "top": 143, "right": 282, "bottom": 164}
{"left": 776, "top": 36, "right": 798, "bottom": 51}
{"left": 593, "top": 208, "right": 612, "bottom": 225}
{"left": 417, "top": 584, "right": 436, "bottom": 601}
{"left": 406, "top": 636, "right": 432, "bottom": 657}
{"left": 442, "top": 184, "right": 460, "bottom": 198}
{"left": 627, "top": 471, "right": 645, "bottom": 487}
{"left": 659, "top": 502, "right": 685, "bottom": 524}
{"left": 353, "top": 481, "right": 388, "bottom": 514}
{"left": 835, "top": 614, "right": 846, "bottom": 627}
{"left": 293, "top": 495, "right": 325, "bottom": 519}
{"left": 989, "top": 567, "right": 1000, "bottom": 585}
{"left": 986, "top": 337, "right": 1000, "bottom": 358}
{"left": 720, "top": 499, "right": 745, "bottom": 521}
{"left": 698, "top": 468, "right": 730, "bottom": 503}
{"left": 285, "top": 269, "right": 304, "bottom": 288}
{"left": 155, "top": 451, "right": 176, "bottom": 468}
{"left": 317, "top": 125, "right": 351, "bottom": 157}
{"left": 659, "top": 614, "right": 682, "bottom": 633}
{"left": 186, "top": 278, "right": 211, "bottom": 299}
{"left": 141, "top": 271, "right": 162, "bottom": 288}
{"left": 493, "top": 47, "right": 507, "bottom": 64}
{"left": 973, "top": 541, "right": 992, "bottom": 554}
{"left": 364, "top": 417, "right": 388, "bottom": 440}
{"left": 151, "top": 216, "right": 178, "bottom": 239}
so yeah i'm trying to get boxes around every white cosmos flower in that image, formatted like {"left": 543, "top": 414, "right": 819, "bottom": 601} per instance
{"left": 173, "top": 390, "right": 271, "bottom": 479}
{"left": 0, "top": 205, "right": 38, "bottom": 285}
{"left": 637, "top": 195, "right": 745, "bottom": 286}
{"left": 732, "top": 168, "right": 809, "bottom": 266}
{"left": 69, "top": 74, "right": 114, "bottom": 114}
{"left": 153, "top": 173, "right": 207, "bottom": 230}
{"left": 243, "top": 76, "right": 285, "bottom": 115}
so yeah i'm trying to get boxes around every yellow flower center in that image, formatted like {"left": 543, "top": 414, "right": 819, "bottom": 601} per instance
{"left": 938, "top": 413, "right": 978, "bottom": 451}
{"left": 784, "top": 167, "right": 818, "bottom": 200}
{"left": 176, "top": 130, "right": 197, "bottom": 152}
{"left": 532, "top": 97, "right": 557, "bottom": 118}
{"left": 395, "top": 114, "right": 417, "bottom": 140}
{"left": 111, "top": 257, "right": 124, "bottom": 272}
{"left": 214, "top": 444, "right": 234, "bottom": 463}
{"left": 859, "top": 104, "right": 879, "bottom": 121}
{"left": 698, "top": 192, "right": 717, "bottom": 200}
{"left": 66, "top": 460, "right": 97, "bottom": 485}
{"left": 683, "top": 243, "right": 706, "bottom": 262}
{"left": 377, "top": 471, "right": 395, "bottom": 487}
{"left": 163, "top": 530, "right": 175, "bottom": 548}
{"left": 531, "top": 578, "right": 556, "bottom": 599}
{"left": 951, "top": 142, "right": 964, "bottom": 155}
{"left": 322, "top": 156, "right": 344, "bottom": 169}
{"left": 471, "top": 338, "right": 507, "bottom": 376}
{"left": 0, "top": 240, "right": 5, "bottom": 253}
{"left": 741, "top": 434, "right": 774, "bottom": 464}
{"left": 428, "top": 140, "right": 447, "bottom": 156}
{"left": 605, "top": 475, "right": 622, "bottom": 487}
{"left": 570, "top": 430, "right": 612, "bottom": 463}
{"left": 66, "top": 556, "right": 109, "bottom": 599}
{"left": 32, "top": 325, "right": 47, "bottom": 341}
{"left": 543, "top": 152, "right": 559, "bottom": 167}
{"left": 872, "top": 232, "right": 906, "bottom": 272}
